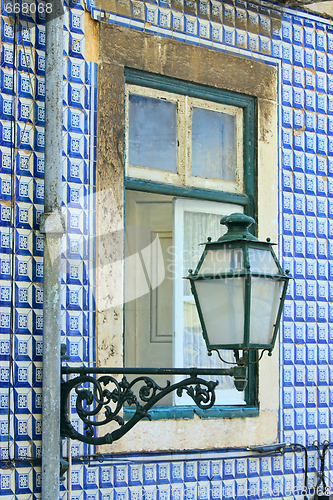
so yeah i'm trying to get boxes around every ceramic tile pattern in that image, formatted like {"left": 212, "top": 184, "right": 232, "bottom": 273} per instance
{"left": 1, "top": 0, "right": 333, "bottom": 498}
{"left": 0, "top": 0, "right": 97, "bottom": 495}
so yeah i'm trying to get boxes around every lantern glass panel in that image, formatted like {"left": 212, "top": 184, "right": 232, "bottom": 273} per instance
{"left": 250, "top": 278, "right": 284, "bottom": 345}
{"left": 195, "top": 277, "right": 245, "bottom": 346}
{"left": 200, "top": 248, "right": 244, "bottom": 275}
{"left": 248, "top": 248, "right": 279, "bottom": 274}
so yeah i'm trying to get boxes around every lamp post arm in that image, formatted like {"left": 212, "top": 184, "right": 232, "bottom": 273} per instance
{"left": 61, "top": 366, "right": 235, "bottom": 376}
{"left": 61, "top": 364, "right": 246, "bottom": 446}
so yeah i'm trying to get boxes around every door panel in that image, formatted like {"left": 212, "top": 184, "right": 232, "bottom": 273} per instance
{"left": 125, "top": 190, "right": 173, "bottom": 404}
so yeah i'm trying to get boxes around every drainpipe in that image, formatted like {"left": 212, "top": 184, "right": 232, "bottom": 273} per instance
{"left": 40, "top": 2, "right": 65, "bottom": 499}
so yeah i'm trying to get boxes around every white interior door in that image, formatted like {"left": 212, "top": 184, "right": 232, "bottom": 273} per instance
{"left": 125, "top": 190, "right": 174, "bottom": 404}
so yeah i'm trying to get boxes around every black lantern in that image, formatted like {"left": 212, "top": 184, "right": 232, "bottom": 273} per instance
{"left": 187, "top": 213, "right": 290, "bottom": 353}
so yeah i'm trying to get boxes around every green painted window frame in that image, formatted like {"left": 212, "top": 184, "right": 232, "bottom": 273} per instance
{"left": 124, "top": 68, "right": 258, "bottom": 420}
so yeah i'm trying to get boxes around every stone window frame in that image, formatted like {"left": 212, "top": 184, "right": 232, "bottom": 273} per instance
{"left": 97, "top": 24, "right": 279, "bottom": 453}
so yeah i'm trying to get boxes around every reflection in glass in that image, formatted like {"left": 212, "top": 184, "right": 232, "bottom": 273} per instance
{"left": 248, "top": 248, "right": 279, "bottom": 274}
{"left": 200, "top": 248, "right": 244, "bottom": 275}
{"left": 128, "top": 94, "right": 177, "bottom": 172}
{"left": 192, "top": 107, "right": 237, "bottom": 181}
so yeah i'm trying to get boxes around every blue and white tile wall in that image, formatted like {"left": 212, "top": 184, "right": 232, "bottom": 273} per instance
{"left": 0, "top": 0, "right": 97, "bottom": 496}
{"left": 1, "top": 0, "right": 333, "bottom": 498}
{"left": 73, "top": 0, "right": 333, "bottom": 498}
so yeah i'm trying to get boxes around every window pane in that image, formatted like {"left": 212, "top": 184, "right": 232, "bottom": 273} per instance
{"left": 128, "top": 94, "right": 177, "bottom": 172}
{"left": 183, "top": 210, "right": 227, "bottom": 296}
{"left": 192, "top": 107, "right": 237, "bottom": 181}
{"left": 125, "top": 190, "right": 174, "bottom": 405}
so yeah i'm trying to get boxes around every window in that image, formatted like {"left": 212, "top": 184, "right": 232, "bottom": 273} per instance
{"left": 124, "top": 71, "right": 257, "bottom": 412}
{"left": 125, "top": 85, "right": 244, "bottom": 193}
{"left": 97, "top": 26, "right": 278, "bottom": 449}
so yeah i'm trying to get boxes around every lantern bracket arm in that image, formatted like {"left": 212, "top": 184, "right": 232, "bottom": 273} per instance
{"left": 60, "top": 346, "right": 247, "bottom": 445}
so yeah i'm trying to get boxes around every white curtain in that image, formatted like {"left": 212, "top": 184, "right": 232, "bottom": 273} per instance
{"left": 174, "top": 204, "right": 245, "bottom": 405}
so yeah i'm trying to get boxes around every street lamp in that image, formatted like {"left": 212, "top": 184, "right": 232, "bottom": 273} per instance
{"left": 60, "top": 212, "right": 290, "bottom": 446}
{"left": 187, "top": 213, "right": 290, "bottom": 359}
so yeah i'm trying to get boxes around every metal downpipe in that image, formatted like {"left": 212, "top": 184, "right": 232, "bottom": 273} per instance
{"left": 41, "top": 2, "right": 65, "bottom": 498}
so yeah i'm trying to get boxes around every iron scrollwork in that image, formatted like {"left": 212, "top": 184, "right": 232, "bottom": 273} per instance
{"left": 61, "top": 371, "right": 221, "bottom": 445}
{"left": 61, "top": 346, "right": 247, "bottom": 445}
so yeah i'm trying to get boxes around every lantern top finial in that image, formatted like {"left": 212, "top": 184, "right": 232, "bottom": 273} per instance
{"left": 218, "top": 213, "right": 258, "bottom": 243}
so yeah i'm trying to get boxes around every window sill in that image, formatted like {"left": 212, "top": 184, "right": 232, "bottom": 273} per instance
{"left": 124, "top": 405, "right": 259, "bottom": 421}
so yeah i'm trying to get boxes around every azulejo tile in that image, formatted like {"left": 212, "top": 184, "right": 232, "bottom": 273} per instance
{"left": 293, "top": 45, "right": 304, "bottom": 66}
{"left": 17, "top": 122, "right": 34, "bottom": 151}
{"left": 67, "top": 336, "right": 87, "bottom": 362}
{"left": 68, "top": 132, "right": 88, "bottom": 159}
{"left": 282, "top": 128, "right": 292, "bottom": 149}
{"left": 282, "top": 64, "right": 292, "bottom": 85}
{"left": 33, "top": 204, "right": 43, "bottom": 231}
{"left": 282, "top": 150, "right": 292, "bottom": 171}
{"left": 282, "top": 170, "right": 293, "bottom": 192}
{"left": 35, "top": 24, "right": 45, "bottom": 49}
{"left": 304, "top": 48, "right": 315, "bottom": 69}
{"left": 14, "top": 335, "right": 32, "bottom": 362}
{"left": 114, "top": 465, "right": 128, "bottom": 487}
{"left": 99, "top": 466, "right": 113, "bottom": 488}
{"left": 293, "top": 109, "right": 303, "bottom": 129}
{"left": 0, "top": 469, "right": 15, "bottom": 495}
{"left": 0, "top": 94, "right": 14, "bottom": 122}
{"left": 69, "top": 9, "right": 85, "bottom": 33}
{"left": 282, "top": 85, "right": 292, "bottom": 106}
{"left": 3, "top": 0, "right": 333, "bottom": 494}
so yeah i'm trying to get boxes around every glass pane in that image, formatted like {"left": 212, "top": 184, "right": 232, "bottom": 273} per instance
{"left": 192, "top": 107, "right": 237, "bottom": 181}
{"left": 183, "top": 299, "right": 237, "bottom": 392}
{"left": 250, "top": 278, "right": 284, "bottom": 345}
{"left": 128, "top": 94, "right": 177, "bottom": 172}
{"left": 194, "top": 278, "right": 245, "bottom": 346}
{"left": 200, "top": 248, "right": 244, "bottom": 275}
{"left": 248, "top": 248, "right": 279, "bottom": 274}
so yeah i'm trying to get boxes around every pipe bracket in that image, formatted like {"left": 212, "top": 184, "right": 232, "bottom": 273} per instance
{"left": 39, "top": 211, "right": 66, "bottom": 235}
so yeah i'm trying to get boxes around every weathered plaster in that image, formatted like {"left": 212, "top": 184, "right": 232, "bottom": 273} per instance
{"left": 96, "top": 62, "right": 125, "bottom": 368}
{"left": 99, "top": 25, "right": 277, "bottom": 101}
{"left": 84, "top": 11, "right": 99, "bottom": 62}
{"left": 306, "top": 2, "right": 333, "bottom": 17}
{"left": 96, "top": 24, "right": 279, "bottom": 453}
{"left": 275, "top": 0, "right": 333, "bottom": 18}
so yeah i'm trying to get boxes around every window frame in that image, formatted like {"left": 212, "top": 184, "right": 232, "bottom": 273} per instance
{"left": 124, "top": 69, "right": 258, "bottom": 420}
{"left": 125, "top": 67, "right": 256, "bottom": 217}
